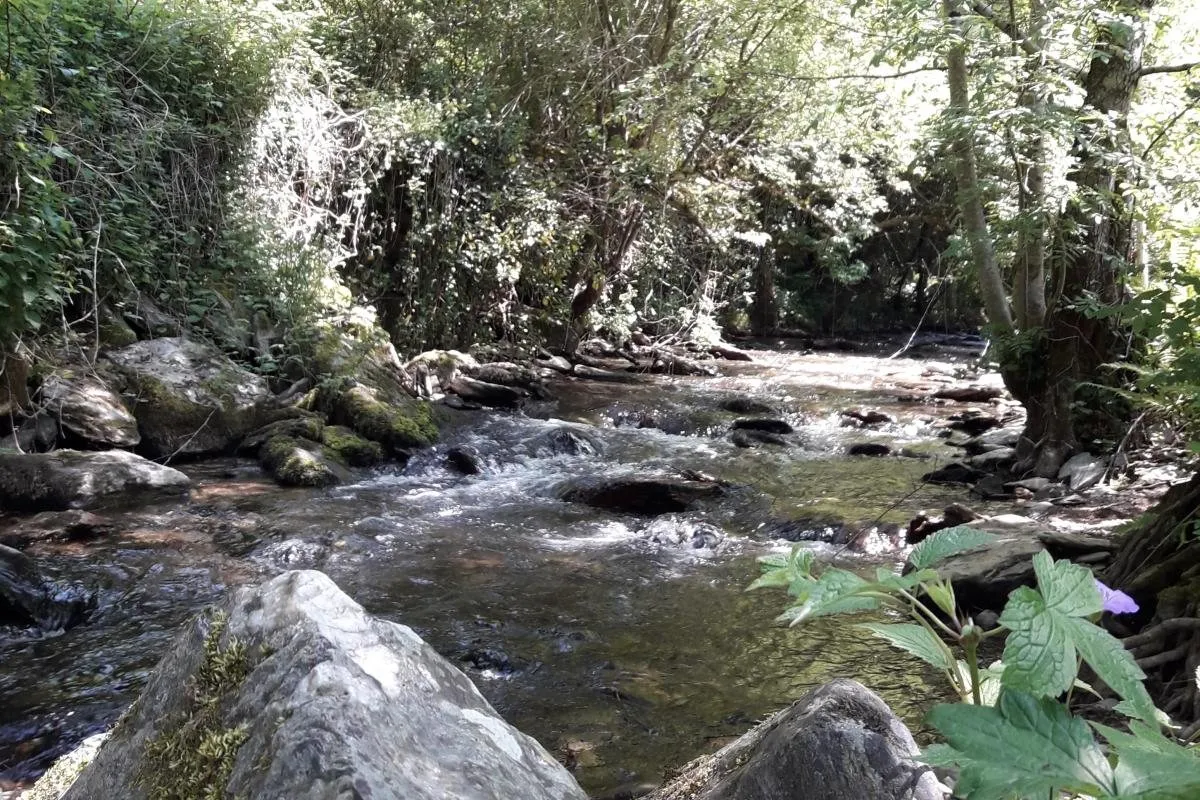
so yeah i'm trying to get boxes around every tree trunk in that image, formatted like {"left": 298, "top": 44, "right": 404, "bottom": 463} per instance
{"left": 1005, "top": 0, "right": 1152, "bottom": 476}
{"left": 941, "top": 0, "right": 1014, "bottom": 333}
{"left": 750, "top": 247, "right": 778, "bottom": 336}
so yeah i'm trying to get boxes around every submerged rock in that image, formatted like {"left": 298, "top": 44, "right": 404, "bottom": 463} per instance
{"left": 0, "top": 544, "right": 95, "bottom": 631}
{"left": 447, "top": 445, "right": 486, "bottom": 475}
{"left": 718, "top": 396, "right": 776, "bottom": 415}
{"left": 532, "top": 427, "right": 605, "bottom": 457}
{"left": 59, "top": 570, "right": 587, "bottom": 800}
{"left": 0, "top": 450, "right": 190, "bottom": 512}
{"left": 105, "top": 337, "right": 273, "bottom": 458}
{"left": 730, "top": 418, "right": 794, "bottom": 435}
{"left": 731, "top": 429, "right": 789, "bottom": 448}
{"left": 647, "top": 679, "right": 941, "bottom": 800}
{"left": 847, "top": 443, "right": 891, "bottom": 457}
{"left": 561, "top": 477, "right": 727, "bottom": 516}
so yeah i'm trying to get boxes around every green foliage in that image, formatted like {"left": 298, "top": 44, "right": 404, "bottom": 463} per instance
{"left": 140, "top": 611, "right": 251, "bottom": 800}
{"left": 909, "top": 525, "right": 999, "bottom": 570}
{"left": 752, "top": 528, "right": 1200, "bottom": 799}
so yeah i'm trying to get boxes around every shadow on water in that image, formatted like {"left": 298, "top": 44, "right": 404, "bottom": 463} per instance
{"left": 0, "top": 347, "right": 979, "bottom": 794}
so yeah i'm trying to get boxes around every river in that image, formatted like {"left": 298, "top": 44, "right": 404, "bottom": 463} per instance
{"left": 0, "top": 339, "right": 993, "bottom": 795}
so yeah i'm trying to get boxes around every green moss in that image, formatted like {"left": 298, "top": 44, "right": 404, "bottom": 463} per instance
{"left": 259, "top": 435, "right": 341, "bottom": 487}
{"left": 320, "top": 424, "right": 384, "bottom": 467}
{"left": 336, "top": 384, "right": 438, "bottom": 453}
{"left": 140, "top": 611, "right": 251, "bottom": 800}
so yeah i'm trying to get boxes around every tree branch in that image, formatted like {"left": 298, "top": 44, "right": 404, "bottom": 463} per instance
{"left": 968, "top": 0, "right": 1036, "bottom": 57}
{"left": 1140, "top": 61, "right": 1200, "bottom": 77}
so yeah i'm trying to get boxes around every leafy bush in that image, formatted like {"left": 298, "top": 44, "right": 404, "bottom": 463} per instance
{"left": 752, "top": 529, "right": 1200, "bottom": 799}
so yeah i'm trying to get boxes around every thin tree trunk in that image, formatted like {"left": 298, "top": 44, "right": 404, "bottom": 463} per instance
{"left": 941, "top": 0, "right": 1014, "bottom": 333}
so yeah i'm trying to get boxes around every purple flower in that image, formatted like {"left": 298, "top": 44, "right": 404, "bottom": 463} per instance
{"left": 1096, "top": 580, "right": 1139, "bottom": 615}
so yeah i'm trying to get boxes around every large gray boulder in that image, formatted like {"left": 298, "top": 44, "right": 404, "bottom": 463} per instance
{"left": 647, "top": 679, "right": 942, "bottom": 800}
{"left": 0, "top": 450, "right": 190, "bottom": 512}
{"left": 39, "top": 371, "right": 140, "bottom": 448}
{"left": 61, "top": 570, "right": 588, "bottom": 800}
{"left": 105, "top": 337, "right": 273, "bottom": 458}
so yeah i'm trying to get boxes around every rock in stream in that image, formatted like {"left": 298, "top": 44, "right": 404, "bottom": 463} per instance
{"left": 58, "top": 570, "right": 588, "bottom": 800}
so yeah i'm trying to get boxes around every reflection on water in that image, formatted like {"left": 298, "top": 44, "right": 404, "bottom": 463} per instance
{"left": 0, "top": 349, "right": 973, "bottom": 793}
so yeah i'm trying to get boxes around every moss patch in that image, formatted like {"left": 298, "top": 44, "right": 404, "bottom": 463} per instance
{"left": 139, "top": 612, "right": 251, "bottom": 800}
{"left": 320, "top": 424, "right": 384, "bottom": 467}
{"left": 332, "top": 384, "right": 438, "bottom": 454}
{"left": 259, "top": 435, "right": 343, "bottom": 487}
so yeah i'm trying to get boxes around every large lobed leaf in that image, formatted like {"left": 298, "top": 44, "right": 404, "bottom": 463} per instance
{"left": 907, "top": 525, "right": 998, "bottom": 570}
{"left": 927, "top": 690, "right": 1115, "bottom": 797}
{"left": 1000, "top": 552, "right": 1154, "bottom": 719}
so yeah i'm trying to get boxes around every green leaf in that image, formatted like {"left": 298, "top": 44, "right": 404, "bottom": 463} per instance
{"left": 747, "top": 569, "right": 792, "bottom": 591}
{"left": 777, "top": 568, "right": 877, "bottom": 626}
{"left": 998, "top": 585, "right": 1077, "bottom": 696}
{"left": 928, "top": 691, "right": 1115, "bottom": 797}
{"left": 1000, "top": 553, "right": 1121, "bottom": 699}
{"left": 908, "top": 525, "right": 998, "bottom": 570}
{"left": 1101, "top": 724, "right": 1200, "bottom": 799}
{"left": 858, "top": 622, "right": 955, "bottom": 672}
{"left": 1064, "top": 615, "right": 1155, "bottom": 722}
{"left": 1033, "top": 550, "right": 1102, "bottom": 617}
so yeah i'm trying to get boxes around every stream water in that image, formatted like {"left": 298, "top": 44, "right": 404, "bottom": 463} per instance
{"left": 0, "top": 342, "right": 992, "bottom": 795}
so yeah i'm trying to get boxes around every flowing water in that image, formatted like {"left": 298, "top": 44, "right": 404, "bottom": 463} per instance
{"left": 0, "top": 342, "right": 993, "bottom": 795}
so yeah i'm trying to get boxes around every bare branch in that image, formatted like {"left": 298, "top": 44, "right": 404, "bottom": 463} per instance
{"left": 1140, "top": 61, "right": 1200, "bottom": 77}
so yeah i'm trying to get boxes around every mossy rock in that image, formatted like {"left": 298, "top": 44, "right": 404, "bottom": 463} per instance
{"left": 258, "top": 436, "right": 350, "bottom": 488}
{"left": 324, "top": 383, "right": 438, "bottom": 455}
{"left": 239, "top": 414, "right": 325, "bottom": 456}
{"left": 105, "top": 338, "right": 275, "bottom": 459}
{"left": 321, "top": 425, "right": 384, "bottom": 467}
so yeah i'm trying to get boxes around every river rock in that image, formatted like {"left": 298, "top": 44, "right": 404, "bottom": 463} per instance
{"left": 105, "top": 337, "right": 273, "bottom": 459}
{"left": 59, "top": 570, "right": 587, "bottom": 800}
{"left": 927, "top": 525, "right": 1044, "bottom": 612}
{"left": 0, "top": 413, "right": 59, "bottom": 453}
{"left": 447, "top": 446, "right": 486, "bottom": 475}
{"left": 731, "top": 429, "right": 789, "bottom": 448}
{"left": 38, "top": 372, "right": 140, "bottom": 448}
{"left": 968, "top": 447, "right": 1015, "bottom": 470}
{"left": 1058, "top": 452, "right": 1107, "bottom": 492}
{"left": 921, "top": 462, "right": 987, "bottom": 485}
{"left": 0, "top": 450, "right": 190, "bottom": 512}
{"left": 258, "top": 437, "right": 352, "bottom": 488}
{"left": 647, "top": 679, "right": 941, "bottom": 800}
{"left": 962, "top": 425, "right": 1021, "bottom": 455}
{"left": 718, "top": 396, "right": 776, "bottom": 415}
{"left": 448, "top": 376, "right": 529, "bottom": 408}
{"left": 947, "top": 411, "right": 1001, "bottom": 436}
{"left": 0, "top": 544, "right": 95, "bottom": 631}
{"left": 532, "top": 427, "right": 605, "bottom": 457}
{"left": 320, "top": 382, "right": 439, "bottom": 455}
{"left": 731, "top": 418, "right": 794, "bottom": 435}
{"left": 847, "top": 443, "right": 891, "bottom": 457}
{"left": 561, "top": 477, "right": 726, "bottom": 515}
{"left": 0, "top": 510, "right": 116, "bottom": 548}
{"left": 932, "top": 385, "right": 1002, "bottom": 403}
